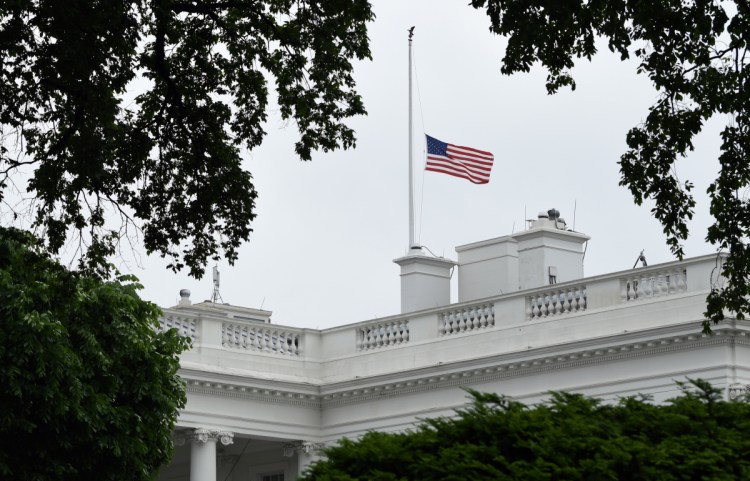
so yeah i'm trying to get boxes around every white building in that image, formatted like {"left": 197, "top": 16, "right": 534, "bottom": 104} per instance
{"left": 157, "top": 209, "right": 750, "bottom": 481}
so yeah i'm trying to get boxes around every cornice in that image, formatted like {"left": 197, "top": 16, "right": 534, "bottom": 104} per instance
{"left": 180, "top": 324, "right": 748, "bottom": 409}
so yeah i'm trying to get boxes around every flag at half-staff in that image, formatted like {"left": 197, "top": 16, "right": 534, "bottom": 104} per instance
{"left": 425, "top": 134, "right": 494, "bottom": 184}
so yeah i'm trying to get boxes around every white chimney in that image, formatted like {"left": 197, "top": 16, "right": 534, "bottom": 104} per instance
{"left": 456, "top": 208, "right": 590, "bottom": 302}
{"left": 456, "top": 236, "right": 519, "bottom": 302}
{"left": 394, "top": 248, "right": 456, "bottom": 313}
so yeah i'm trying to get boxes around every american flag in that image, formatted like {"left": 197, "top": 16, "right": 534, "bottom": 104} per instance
{"left": 425, "top": 134, "right": 494, "bottom": 184}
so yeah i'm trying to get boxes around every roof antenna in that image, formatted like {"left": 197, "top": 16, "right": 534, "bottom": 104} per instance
{"left": 632, "top": 250, "right": 647, "bottom": 269}
{"left": 210, "top": 265, "right": 224, "bottom": 303}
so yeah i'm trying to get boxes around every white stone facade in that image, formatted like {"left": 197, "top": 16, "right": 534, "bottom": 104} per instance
{"left": 157, "top": 216, "right": 749, "bottom": 481}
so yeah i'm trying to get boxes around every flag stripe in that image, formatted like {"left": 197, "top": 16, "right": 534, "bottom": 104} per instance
{"left": 441, "top": 152, "right": 494, "bottom": 168}
{"left": 425, "top": 165, "right": 489, "bottom": 184}
{"left": 447, "top": 145, "right": 493, "bottom": 160}
{"left": 426, "top": 155, "right": 492, "bottom": 175}
{"left": 426, "top": 156, "right": 490, "bottom": 183}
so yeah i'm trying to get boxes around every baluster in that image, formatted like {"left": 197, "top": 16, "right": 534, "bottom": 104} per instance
{"left": 559, "top": 290, "right": 567, "bottom": 313}
{"left": 628, "top": 279, "right": 637, "bottom": 300}
{"left": 574, "top": 288, "right": 582, "bottom": 310}
{"left": 677, "top": 269, "right": 687, "bottom": 292}
{"left": 364, "top": 326, "right": 372, "bottom": 349}
{"left": 480, "top": 305, "right": 488, "bottom": 328}
{"left": 567, "top": 289, "right": 575, "bottom": 312}
{"left": 239, "top": 327, "right": 245, "bottom": 346}
{"left": 582, "top": 287, "right": 587, "bottom": 309}
{"left": 488, "top": 305, "right": 495, "bottom": 326}
{"left": 541, "top": 295, "right": 549, "bottom": 317}
{"left": 620, "top": 280, "right": 628, "bottom": 302}
{"left": 658, "top": 274, "right": 669, "bottom": 296}
{"left": 279, "top": 332, "right": 288, "bottom": 354}
{"left": 642, "top": 275, "right": 653, "bottom": 297}
{"left": 468, "top": 307, "right": 477, "bottom": 330}
{"left": 547, "top": 292, "right": 556, "bottom": 315}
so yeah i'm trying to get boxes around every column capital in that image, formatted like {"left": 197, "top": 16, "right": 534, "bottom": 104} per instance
{"left": 282, "top": 441, "right": 325, "bottom": 457}
{"left": 728, "top": 383, "right": 749, "bottom": 400}
{"left": 190, "top": 428, "right": 234, "bottom": 445}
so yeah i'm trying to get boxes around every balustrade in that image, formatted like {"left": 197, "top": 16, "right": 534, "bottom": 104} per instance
{"left": 159, "top": 315, "right": 198, "bottom": 341}
{"left": 357, "top": 320, "right": 409, "bottom": 351}
{"left": 621, "top": 268, "right": 687, "bottom": 301}
{"left": 222, "top": 323, "right": 301, "bottom": 356}
{"left": 439, "top": 303, "right": 495, "bottom": 335}
{"left": 527, "top": 285, "right": 587, "bottom": 320}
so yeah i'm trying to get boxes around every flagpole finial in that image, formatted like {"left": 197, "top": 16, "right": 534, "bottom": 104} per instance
{"left": 408, "top": 26, "right": 415, "bottom": 40}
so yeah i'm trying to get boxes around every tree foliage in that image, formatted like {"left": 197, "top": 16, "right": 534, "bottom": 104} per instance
{"left": 0, "top": 226, "right": 189, "bottom": 481}
{"left": 470, "top": 0, "right": 750, "bottom": 331}
{"left": 303, "top": 381, "right": 750, "bottom": 480}
{"left": 0, "top": 0, "right": 373, "bottom": 277}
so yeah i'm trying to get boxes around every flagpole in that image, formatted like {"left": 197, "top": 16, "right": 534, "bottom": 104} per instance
{"left": 408, "top": 26, "right": 417, "bottom": 251}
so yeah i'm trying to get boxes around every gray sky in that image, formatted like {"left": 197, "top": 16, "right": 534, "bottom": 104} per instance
{"left": 136, "top": 0, "right": 723, "bottom": 328}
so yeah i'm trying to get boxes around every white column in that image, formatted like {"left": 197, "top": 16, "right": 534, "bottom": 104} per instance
{"left": 283, "top": 441, "right": 324, "bottom": 479}
{"left": 190, "top": 429, "right": 234, "bottom": 481}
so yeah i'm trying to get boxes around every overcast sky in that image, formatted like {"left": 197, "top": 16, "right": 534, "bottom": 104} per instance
{"left": 135, "top": 0, "right": 723, "bottom": 329}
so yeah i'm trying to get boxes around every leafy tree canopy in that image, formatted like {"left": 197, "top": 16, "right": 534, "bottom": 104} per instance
{"left": 303, "top": 381, "right": 750, "bottom": 480}
{"left": 0, "top": 226, "right": 189, "bottom": 480}
{"left": 0, "top": 0, "right": 373, "bottom": 277}
{"left": 470, "top": 0, "right": 750, "bottom": 331}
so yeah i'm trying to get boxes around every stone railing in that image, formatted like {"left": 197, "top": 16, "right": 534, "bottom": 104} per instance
{"left": 527, "top": 285, "right": 587, "bottom": 320}
{"left": 439, "top": 303, "right": 495, "bottom": 335}
{"left": 356, "top": 319, "right": 409, "bottom": 351}
{"left": 222, "top": 323, "right": 302, "bottom": 357}
{"left": 160, "top": 254, "right": 719, "bottom": 364}
{"left": 159, "top": 314, "right": 198, "bottom": 341}
{"left": 621, "top": 268, "right": 687, "bottom": 302}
